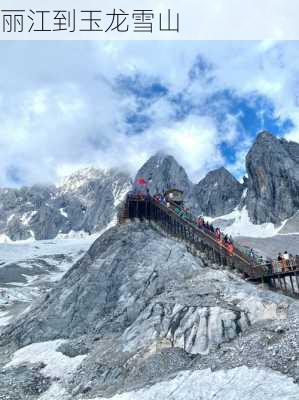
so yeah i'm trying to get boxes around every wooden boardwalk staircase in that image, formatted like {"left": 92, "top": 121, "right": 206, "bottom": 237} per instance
{"left": 118, "top": 194, "right": 299, "bottom": 298}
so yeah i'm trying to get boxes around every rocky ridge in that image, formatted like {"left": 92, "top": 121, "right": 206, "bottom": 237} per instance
{"left": 246, "top": 131, "right": 299, "bottom": 224}
{"left": 134, "top": 153, "right": 245, "bottom": 218}
{"left": 134, "top": 132, "right": 299, "bottom": 226}
{"left": 0, "top": 168, "right": 131, "bottom": 241}
{"left": 0, "top": 131, "right": 299, "bottom": 241}
{"left": 192, "top": 167, "right": 244, "bottom": 217}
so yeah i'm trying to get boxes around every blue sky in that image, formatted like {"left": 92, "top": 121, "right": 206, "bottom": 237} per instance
{"left": 0, "top": 41, "right": 299, "bottom": 187}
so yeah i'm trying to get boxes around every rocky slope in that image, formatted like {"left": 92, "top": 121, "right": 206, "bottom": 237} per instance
{"left": 246, "top": 131, "right": 299, "bottom": 224}
{"left": 0, "top": 168, "right": 131, "bottom": 242}
{"left": 1, "top": 222, "right": 299, "bottom": 399}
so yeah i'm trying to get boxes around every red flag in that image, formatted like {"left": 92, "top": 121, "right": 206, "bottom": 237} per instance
{"left": 136, "top": 178, "right": 147, "bottom": 185}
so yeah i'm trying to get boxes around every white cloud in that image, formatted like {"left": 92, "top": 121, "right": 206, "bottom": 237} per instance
{"left": 124, "top": 115, "right": 225, "bottom": 182}
{"left": 0, "top": 41, "right": 299, "bottom": 187}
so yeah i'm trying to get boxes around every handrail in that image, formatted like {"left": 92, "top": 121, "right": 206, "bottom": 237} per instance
{"left": 258, "top": 261, "right": 299, "bottom": 276}
{"left": 153, "top": 200, "right": 264, "bottom": 279}
{"left": 157, "top": 198, "right": 254, "bottom": 267}
{"left": 126, "top": 194, "right": 254, "bottom": 269}
{"left": 124, "top": 194, "right": 298, "bottom": 279}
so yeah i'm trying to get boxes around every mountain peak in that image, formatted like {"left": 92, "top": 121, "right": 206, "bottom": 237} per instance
{"left": 135, "top": 153, "right": 192, "bottom": 195}
{"left": 206, "top": 166, "right": 234, "bottom": 178}
{"left": 147, "top": 152, "right": 177, "bottom": 168}
{"left": 59, "top": 167, "right": 105, "bottom": 191}
{"left": 254, "top": 131, "right": 286, "bottom": 148}
{"left": 199, "top": 166, "right": 241, "bottom": 186}
{"left": 59, "top": 167, "right": 130, "bottom": 193}
{"left": 246, "top": 132, "right": 299, "bottom": 224}
{"left": 256, "top": 130, "right": 275, "bottom": 141}
{"left": 193, "top": 166, "right": 243, "bottom": 217}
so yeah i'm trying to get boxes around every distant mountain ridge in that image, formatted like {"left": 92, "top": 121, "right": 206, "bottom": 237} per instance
{"left": 0, "top": 168, "right": 131, "bottom": 241}
{"left": 0, "top": 131, "right": 298, "bottom": 241}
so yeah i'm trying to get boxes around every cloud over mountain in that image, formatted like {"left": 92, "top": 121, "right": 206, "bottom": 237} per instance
{"left": 0, "top": 41, "right": 299, "bottom": 188}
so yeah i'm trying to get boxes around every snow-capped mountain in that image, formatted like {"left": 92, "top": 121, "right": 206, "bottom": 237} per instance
{"left": 0, "top": 168, "right": 132, "bottom": 242}
{"left": 0, "top": 131, "right": 298, "bottom": 242}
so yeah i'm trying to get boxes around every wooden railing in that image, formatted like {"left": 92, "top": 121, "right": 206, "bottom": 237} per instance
{"left": 119, "top": 194, "right": 299, "bottom": 296}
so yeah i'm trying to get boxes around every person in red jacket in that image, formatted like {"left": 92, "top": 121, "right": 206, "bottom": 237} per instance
{"left": 227, "top": 242, "right": 234, "bottom": 255}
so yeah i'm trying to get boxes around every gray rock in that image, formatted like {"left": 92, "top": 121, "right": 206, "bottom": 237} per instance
{"left": 193, "top": 167, "right": 244, "bottom": 217}
{"left": 245, "top": 131, "right": 299, "bottom": 224}
{"left": 209, "top": 218, "right": 235, "bottom": 230}
{"left": 134, "top": 152, "right": 193, "bottom": 199}
{"left": 0, "top": 364, "right": 51, "bottom": 399}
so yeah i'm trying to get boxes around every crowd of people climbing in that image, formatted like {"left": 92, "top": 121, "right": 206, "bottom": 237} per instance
{"left": 151, "top": 192, "right": 236, "bottom": 255}
{"left": 274, "top": 252, "right": 299, "bottom": 273}
{"left": 195, "top": 215, "right": 235, "bottom": 255}
{"left": 128, "top": 184, "right": 298, "bottom": 275}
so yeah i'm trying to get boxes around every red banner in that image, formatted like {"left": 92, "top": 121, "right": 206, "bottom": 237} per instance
{"left": 136, "top": 178, "right": 147, "bottom": 185}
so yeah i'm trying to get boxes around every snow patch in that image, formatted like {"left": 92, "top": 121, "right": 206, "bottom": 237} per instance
{"left": 20, "top": 211, "right": 37, "bottom": 226}
{"left": 59, "top": 208, "right": 68, "bottom": 218}
{"left": 92, "top": 366, "right": 299, "bottom": 400}
{"left": 211, "top": 207, "right": 288, "bottom": 238}
{"left": 0, "top": 233, "right": 12, "bottom": 243}
{"left": 241, "top": 188, "right": 248, "bottom": 199}
{"left": 0, "top": 312, "right": 12, "bottom": 327}
{"left": 7, "top": 214, "right": 15, "bottom": 223}
{"left": 5, "top": 340, "right": 86, "bottom": 380}
{"left": 0, "top": 236, "right": 96, "bottom": 326}
{"left": 1, "top": 232, "right": 36, "bottom": 244}
{"left": 0, "top": 236, "right": 94, "bottom": 265}
{"left": 38, "top": 383, "right": 70, "bottom": 400}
